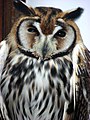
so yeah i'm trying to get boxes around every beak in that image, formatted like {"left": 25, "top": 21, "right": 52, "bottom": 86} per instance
{"left": 42, "top": 42, "right": 48, "bottom": 58}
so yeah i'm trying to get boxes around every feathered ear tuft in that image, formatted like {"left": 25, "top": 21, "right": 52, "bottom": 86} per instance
{"left": 13, "top": 0, "right": 36, "bottom": 16}
{"left": 63, "top": 7, "right": 84, "bottom": 21}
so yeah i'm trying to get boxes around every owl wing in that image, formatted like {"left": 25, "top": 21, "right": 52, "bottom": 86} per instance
{"left": 72, "top": 43, "right": 90, "bottom": 119}
{"left": 84, "top": 49, "right": 90, "bottom": 101}
{"left": 0, "top": 41, "right": 9, "bottom": 79}
{"left": 80, "top": 48, "right": 90, "bottom": 119}
{"left": 0, "top": 91, "right": 10, "bottom": 120}
{"left": 85, "top": 49, "right": 90, "bottom": 119}
{"left": 0, "top": 40, "right": 10, "bottom": 120}
{"left": 73, "top": 43, "right": 90, "bottom": 101}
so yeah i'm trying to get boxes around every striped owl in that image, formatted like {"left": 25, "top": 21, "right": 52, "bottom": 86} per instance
{"left": 0, "top": 0, "right": 90, "bottom": 120}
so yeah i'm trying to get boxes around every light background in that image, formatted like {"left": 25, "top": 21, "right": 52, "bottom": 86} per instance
{"left": 26, "top": 0, "right": 90, "bottom": 50}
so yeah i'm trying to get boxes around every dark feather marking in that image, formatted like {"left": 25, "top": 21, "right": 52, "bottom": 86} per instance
{"left": 16, "top": 105, "right": 19, "bottom": 115}
{"left": 49, "top": 94, "right": 55, "bottom": 113}
{"left": 67, "top": 83, "right": 70, "bottom": 93}
{"left": 9, "top": 76, "right": 15, "bottom": 86}
{"left": 9, "top": 59, "right": 29, "bottom": 87}
{"left": 38, "top": 96, "right": 49, "bottom": 116}
{"left": 52, "top": 93, "right": 55, "bottom": 103}
{"left": 38, "top": 100, "right": 43, "bottom": 110}
{"left": 69, "top": 62, "right": 73, "bottom": 75}
{"left": 9, "top": 64, "right": 20, "bottom": 75}
{"left": 77, "top": 65, "right": 89, "bottom": 77}
{"left": 0, "top": 81, "right": 7, "bottom": 92}
{"left": 51, "top": 112, "right": 55, "bottom": 120}
{"left": 50, "top": 65, "right": 57, "bottom": 77}
{"left": 48, "top": 75, "right": 54, "bottom": 88}
{"left": 17, "top": 101, "right": 20, "bottom": 112}
{"left": 13, "top": 91, "right": 16, "bottom": 100}
{"left": 30, "top": 71, "right": 36, "bottom": 81}
{"left": 58, "top": 72, "right": 67, "bottom": 87}
{"left": 12, "top": 106, "right": 16, "bottom": 120}
{"left": 22, "top": 114, "right": 25, "bottom": 120}
{"left": 64, "top": 91, "right": 70, "bottom": 101}
{"left": 38, "top": 67, "right": 41, "bottom": 72}
{"left": 56, "top": 83, "right": 61, "bottom": 97}
{"left": 49, "top": 104, "right": 54, "bottom": 113}
{"left": 29, "top": 106, "right": 32, "bottom": 115}
{"left": 42, "top": 91, "right": 47, "bottom": 101}
{"left": 40, "top": 60, "right": 44, "bottom": 66}
{"left": 32, "top": 82, "right": 35, "bottom": 93}
{"left": 77, "top": 56, "right": 81, "bottom": 64}
{"left": 5, "top": 82, "right": 12, "bottom": 100}
{"left": 18, "top": 84, "right": 23, "bottom": 96}
{"left": 22, "top": 99, "right": 27, "bottom": 117}
{"left": 49, "top": 87, "right": 52, "bottom": 94}
{"left": 0, "top": 77, "right": 7, "bottom": 86}
{"left": 0, "top": 108, "right": 4, "bottom": 120}
{"left": 26, "top": 70, "right": 36, "bottom": 84}
{"left": 38, "top": 91, "right": 47, "bottom": 110}
{"left": 34, "top": 90, "right": 41, "bottom": 101}
{"left": 4, "top": 55, "right": 12, "bottom": 68}
{"left": 64, "top": 58, "right": 73, "bottom": 76}
{"left": 58, "top": 109, "right": 63, "bottom": 120}
{"left": 29, "top": 60, "right": 34, "bottom": 70}
{"left": 15, "top": 77, "right": 22, "bottom": 88}
{"left": 66, "top": 100, "right": 74, "bottom": 114}
{"left": 28, "top": 88, "right": 31, "bottom": 102}
{"left": 5, "top": 100, "right": 11, "bottom": 119}
{"left": 57, "top": 97, "right": 60, "bottom": 108}
{"left": 44, "top": 63, "right": 50, "bottom": 70}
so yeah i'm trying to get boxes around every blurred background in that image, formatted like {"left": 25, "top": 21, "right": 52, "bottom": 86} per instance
{"left": 0, "top": 0, "right": 90, "bottom": 50}
{"left": 0, "top": 0, "right": 26, "bottom": 41}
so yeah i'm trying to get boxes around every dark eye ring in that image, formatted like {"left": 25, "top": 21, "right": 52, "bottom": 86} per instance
{"left": 27, "top": 26, "right": 39, "bottom": 36}
{"left": 55, "top": 29, "right": 66, "bottom": 37}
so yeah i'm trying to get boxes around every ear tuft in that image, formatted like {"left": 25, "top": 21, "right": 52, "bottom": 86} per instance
{"left": 63, "top": 7, "right": 84, "bottom": 20}
{"left": 13, "top": 0, "right": 35, "bottom": 16}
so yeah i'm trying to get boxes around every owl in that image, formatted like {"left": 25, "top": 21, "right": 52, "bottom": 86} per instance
{"left": 0, "top": 0, "right": 90, "bottom": 120}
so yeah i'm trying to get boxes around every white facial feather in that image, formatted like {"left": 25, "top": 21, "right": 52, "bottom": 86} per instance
{"left": 19, "top": 20, "right": 34, "bottom": 49}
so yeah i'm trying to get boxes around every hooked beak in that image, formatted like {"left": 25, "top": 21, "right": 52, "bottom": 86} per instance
{"left": 42, "top": 42, "right": 48, "bottom": 59}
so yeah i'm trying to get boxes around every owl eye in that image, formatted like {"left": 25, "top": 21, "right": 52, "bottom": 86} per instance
{"left": 55, "top": 29, "right": 66, "bottom": 38}
{"left": 27, "top": 26, "right": 39, "bottom": 36}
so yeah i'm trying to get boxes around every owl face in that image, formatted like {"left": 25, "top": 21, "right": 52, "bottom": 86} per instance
{"left": 17, "top": 17, "right": 75, "bottom": 59}
{"left": 10, "top": 0, "right": 83, "bottom": 60}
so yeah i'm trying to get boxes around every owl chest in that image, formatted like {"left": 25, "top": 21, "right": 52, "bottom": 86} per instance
{"left": 1, "top": 55, "right": 73, "bottom": 120}
{"left": 2, "top": 56, "right": 73, "bottom": 96}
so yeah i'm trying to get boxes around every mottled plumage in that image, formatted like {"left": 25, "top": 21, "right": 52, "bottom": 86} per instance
{"left": 0, "top": 0, "right": 90, "bottom": 120}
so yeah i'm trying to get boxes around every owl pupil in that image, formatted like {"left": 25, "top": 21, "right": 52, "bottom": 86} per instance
{"left": 28, "top": 27, "right": 36, "bottom": 32}
{"left": 55, "top": 30, "right": 66, "bottom": 37}
{"left": 28, "top": 26, "right": 40, "bottom": 36}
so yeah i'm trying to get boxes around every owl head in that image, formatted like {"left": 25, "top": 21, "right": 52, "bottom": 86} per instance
{"left": 8, "top": 0, "right": 84, "bottom": 60}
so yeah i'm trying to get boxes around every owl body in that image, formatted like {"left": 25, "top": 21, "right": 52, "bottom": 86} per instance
{"left": 1, "top": 51, "right": 74, "bottom": 120}
{"left": 0, "top": 0, "right": 90, "bottom": 120}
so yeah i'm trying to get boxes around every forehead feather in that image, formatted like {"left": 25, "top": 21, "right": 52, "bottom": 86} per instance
{"left": 34, "top": 7, "right": 63, "bottom": 35}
